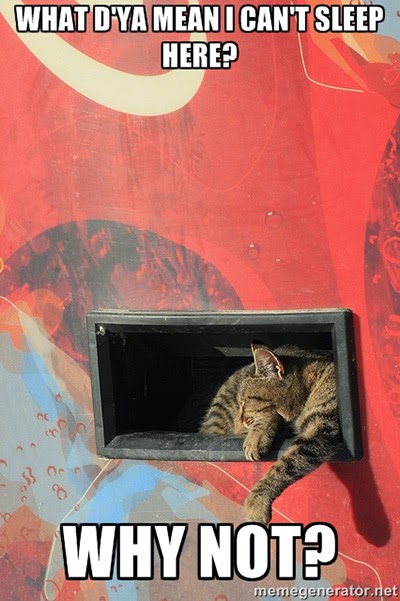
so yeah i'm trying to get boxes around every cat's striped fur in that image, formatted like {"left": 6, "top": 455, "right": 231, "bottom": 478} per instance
{"left": 200, "top": 343, "right": 341, "bottom": 523}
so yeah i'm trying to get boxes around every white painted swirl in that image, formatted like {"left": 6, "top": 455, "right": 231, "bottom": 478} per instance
{"left": 0, "top": 0, "right": 205, "bottom": 115}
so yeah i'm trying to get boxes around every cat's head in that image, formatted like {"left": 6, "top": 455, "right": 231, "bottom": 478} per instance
{"left": 238, "top": 343, "right": 298, "bottom": 428}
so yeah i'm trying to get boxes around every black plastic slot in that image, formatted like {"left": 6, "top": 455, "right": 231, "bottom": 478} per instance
{"left": 87, "top": 310, "right": 362, "bottom": 462}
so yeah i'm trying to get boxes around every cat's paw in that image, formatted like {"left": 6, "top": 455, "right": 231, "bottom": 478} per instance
{"left": 243, "top": 431, "right": 271, "bottom": 461}
{"left": 243, "top": 431, "right": 263, "bottom": 460}
{"left": 245, "top": 490, "right": 272, "bottom": 524}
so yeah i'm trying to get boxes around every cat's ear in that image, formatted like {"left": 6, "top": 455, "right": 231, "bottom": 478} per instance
{"left": 251, "top": 343, "right": 285, "bottom": 380}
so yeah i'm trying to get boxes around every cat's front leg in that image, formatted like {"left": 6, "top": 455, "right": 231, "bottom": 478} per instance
{"left": 243, "top": 430, "right": 273, "bottom": 461}
{"left": 243, "top": 414, "right": 282, "bottom": 461}
{"left": 245, "top": 487, "right": 273, "bottom": 524}
{"left": 245, "top": 412, "right": 340, "bottom": 524}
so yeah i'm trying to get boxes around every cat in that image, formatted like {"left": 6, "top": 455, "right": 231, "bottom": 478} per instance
{"left": 199, "top": 342, "right": 341, "bottom": 523}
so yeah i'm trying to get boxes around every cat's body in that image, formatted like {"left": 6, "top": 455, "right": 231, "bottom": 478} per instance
{"left": 200, "top": 343, "right": 341, "bottom": 523}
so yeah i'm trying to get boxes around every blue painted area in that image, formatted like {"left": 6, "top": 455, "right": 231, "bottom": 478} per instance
{"left": 21, "top": 346, "right": 97, "bottom": 496}
{"left": 376, "top": 0, "right": 400, "bottom": 42}
{"left": 86, "top": 465, "right": 159, "bottom": 523}
{"left": 22, "top": 350, "right": 59, "bottom": 420}
{"left": 64, "top": 463, "right": 213, "bottom": 601}
{"left": 84, "top": 463, "right": 211, "bottom": 524}
{"left": 0, "top": 327, "right": 99, "bottom": 521}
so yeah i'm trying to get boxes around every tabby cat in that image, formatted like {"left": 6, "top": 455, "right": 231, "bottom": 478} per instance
{"left": 200, "top": 343, "right": 341, "bottom": 523}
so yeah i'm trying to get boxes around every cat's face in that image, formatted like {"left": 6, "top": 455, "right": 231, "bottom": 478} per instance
{"left": 237, "top": 344, "right": 290, "bottom": 428}
{"left": 238, "top": 376, "right": 286, "bottom": 428}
